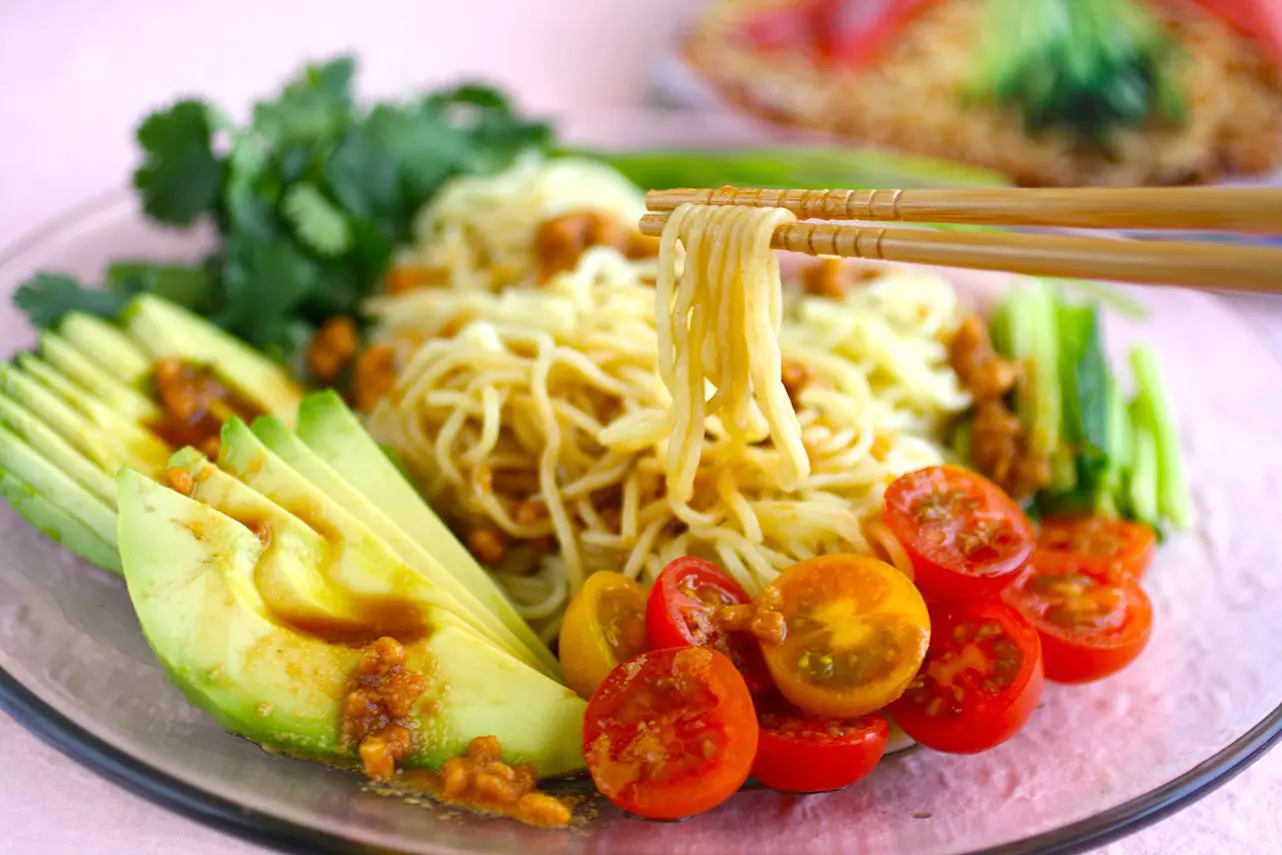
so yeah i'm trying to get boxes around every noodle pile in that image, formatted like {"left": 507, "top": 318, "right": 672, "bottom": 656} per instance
{"left": 365, "top": 159, "right": 969, "bottom": 639}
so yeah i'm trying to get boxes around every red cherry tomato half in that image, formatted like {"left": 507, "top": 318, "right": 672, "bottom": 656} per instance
{"left": 646, "top": 557, "right": 774, "bottom": 695}
{"left": 583, "top": 647, "right": 759, "bottom": 820}
{"left": 1036, "top": 517, "right": 1156, "bottom": 583}
{"left": 888, "top": 597, "right": 1043, "bottom": 754}
{"left": 1002, "top": 556, "right": 1154, "bottom": 684}
{"left": 883, "top": 465, "right": 1035, "bottom": 601}
{"left": 751, "top": 697, "right": 889, "bottom": 794}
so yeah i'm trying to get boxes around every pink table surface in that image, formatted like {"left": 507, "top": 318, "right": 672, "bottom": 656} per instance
{"left": 0, "top": 1, "right": 1278, "bottom": 853}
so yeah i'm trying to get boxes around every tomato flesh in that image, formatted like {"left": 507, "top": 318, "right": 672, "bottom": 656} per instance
{"left": 559, "top": 571, "right": 648, "bottom": 700}
{"left": 1157, "top": 0, "right": 1282, "bottom": 64}
{"left": 760, "top": 554, "right": 930, "bottom": 718}
{"left": 736, "top": 0, "right": 943, "bottom": 70}
{"left": 1002, "top": 557, "right": 1153, "bottom": 684}
{"left": 646, "top": 557, "right": 774, "bottom": 696}
{"left": 883, "top": 465, "right": 1035, "bottom": 602}
{"left": 583, "top": 647, "right": 759, "bottom": 820}
{"left": 888, "top": 598, "right": 1043, "bottom": 754}
{"left": 1037, "top": 517, "right": 1156, "bottom": 583}
{"left": 751, "top": 697, "right": 889, "bottom": 793}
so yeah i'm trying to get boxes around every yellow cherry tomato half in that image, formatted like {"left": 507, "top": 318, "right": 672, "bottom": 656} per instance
{"left": 761, "top": 554, "right": 931, "bottom": 718}
{"left": 559, "top": 571, "right": 649, "bottom": 699}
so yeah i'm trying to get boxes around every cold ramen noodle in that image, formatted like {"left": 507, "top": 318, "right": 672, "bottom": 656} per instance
{"left": 2, "top": 156, "right": 1189, "bottom": 828}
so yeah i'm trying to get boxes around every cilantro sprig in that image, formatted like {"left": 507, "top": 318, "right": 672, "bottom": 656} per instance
{"left": 16, "top": 56, "right": 550, "bottom": 359}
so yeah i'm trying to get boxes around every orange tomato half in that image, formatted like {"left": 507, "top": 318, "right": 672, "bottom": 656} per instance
{"left": 760, "top": 554, "right": 931, "bottom": 718}
{"left": 558, "top": 571, "right": 648, "bottom": 700}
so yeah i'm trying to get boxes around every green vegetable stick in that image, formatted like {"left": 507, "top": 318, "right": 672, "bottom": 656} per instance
{"left": 1022, "top": 283, "right": 1062, "bottom": 464}
{"left": 1130, "top": 344, "right": 1192, "bottom": 530}
{"left": 1101, "top": 373, "right": 1132, "bottom": 518}
{"left": 572, "top": 146, "right": 1010, "bottom": 193}
{"left": 1127, "top": 398, "right": 1160, "bottom": 528}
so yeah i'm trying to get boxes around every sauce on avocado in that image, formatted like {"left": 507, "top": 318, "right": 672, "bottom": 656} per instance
{"left": 148, "top": 359, "right": 264, "bottom": 456}
{"left": 286, "top": 599, "right": 431, "bottom": 648}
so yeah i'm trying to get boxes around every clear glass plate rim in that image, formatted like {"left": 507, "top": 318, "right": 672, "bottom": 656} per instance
{"left": 1, "top": 189, "right": 1279, "bottom": 855}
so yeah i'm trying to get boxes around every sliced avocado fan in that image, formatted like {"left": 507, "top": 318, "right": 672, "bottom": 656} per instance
{"left": 291, "top": 391, "right": 563, "bottom": 678}
{"left": 117, "top": 461, "right": 584, "bottom": 776}
{"left": 0, "top": 296, "right": 303, "bottom": 573}
{"left": 215, "top": 416, "right": 556, "bottom": 678}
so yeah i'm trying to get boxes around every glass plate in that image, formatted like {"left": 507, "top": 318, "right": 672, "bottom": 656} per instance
{"left": 1, "top": 111, "right": 1280, "bottom": 855}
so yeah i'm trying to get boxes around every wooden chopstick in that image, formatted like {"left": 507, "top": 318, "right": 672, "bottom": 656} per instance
{"left": 645, "top": 186, "right": 1282, "bottom": 233}
{"left": 636, "top": 212, "right": 1282, "bottom": 294}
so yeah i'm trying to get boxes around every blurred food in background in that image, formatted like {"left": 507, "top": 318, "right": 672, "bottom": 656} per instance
{"left": 678, "top": 0, "right": 1282, "bottom": 186}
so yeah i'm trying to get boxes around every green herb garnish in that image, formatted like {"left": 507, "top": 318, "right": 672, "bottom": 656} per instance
{"left": 974, "top": 0, "right": 1185, "bottom": 147}
{"left": 15, "top": 57, "right": 551, "bottom": 358}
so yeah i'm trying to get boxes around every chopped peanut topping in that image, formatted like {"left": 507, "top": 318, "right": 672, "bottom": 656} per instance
{"left": 802, "top": 258, "right": 851, "bottom": 299}
{"left": 532, "top": 211, "right": 642, "bottom": 282}
{"left": 307, "top": 316, "right": 360, "bottom": 383}
{"left": 716, "top": 586, "right": 787, "bottom": 646}
{"left": 354, "top": 346, "right": 396, "bottom": 412}
{"left": 341, "top": 637, "right": 427, "bottom": 781}
{"left": 386, "top": 265, "right": 450, "bottom": 294}
{"left": 149, "top": 359, "right": 259, "bottom": 453}
{"left": 430, "top": 736, "right": 572, "bottom": 828}
{"left": 466, "top": 527, "right": 508, "bottom": 566}
{"left": 949, "top": 316, "right": 1049, "bottom": 499}
{"left": 780, "top": 358, "right": 815, "bottom": 407}
{"left": 165, "top": 467, "right": 195, "bottom": 496}
{"left": 514, "top": 499, "right": 547, "bottom": 525}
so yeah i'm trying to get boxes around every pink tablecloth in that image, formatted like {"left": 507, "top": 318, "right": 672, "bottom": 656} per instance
{"left": 0, "top": 1, "right": 1278, "bottom": 853}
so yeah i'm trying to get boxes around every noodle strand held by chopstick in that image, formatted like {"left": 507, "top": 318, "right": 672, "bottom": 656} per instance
{"left": 656, "top": 204, "right": 810, "bottom": 502}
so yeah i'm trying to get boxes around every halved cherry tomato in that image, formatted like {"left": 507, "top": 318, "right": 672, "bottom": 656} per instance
{"left": 645, "top": 557, "right": 774, "bottom": 696}
{"left": 751, "top": 696, "right": 888, "bottom": 794}
{"left": 883, "top": 465, "right": 1035, "bottom": 602}
{"left": 736, "top": 0, "right": 942, "bottom": 70}
{"left": 887, "top": 598, "right": 1043, "bottom": 754}
{"left": 1002, "top": 556, "right": 1153, "bottom": 684}
{"left": 1157, "top": 0, "right": 1282, "bottom": 64}
{"left": 583, "top": 647, "right": 758, "bottom": 820}
{"left": 759, "top": 554, "right": 930, "bottom": 718}
{"left": 1036, "top": 517, "right": 1156, "bottom": 583}
{"left": 559, "top": 571, "right": 648, "bottom": 700}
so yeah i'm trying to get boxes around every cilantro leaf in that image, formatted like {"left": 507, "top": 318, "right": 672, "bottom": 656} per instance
{"left": 12, "top": 273, "right": 134, "bottom": 327}
{"left": 252, "top": 56, "right": 356, "bottom": 146}
{"left": 217, "top": 238, "right": 322, "bottom": 348}
{"left": 105, "top": 261, "right": 216, "bottom": 314}
{"left": 324, "top": 127, "right": 403, "bottom": 222}
{"left": 222, "top": 134, "right": 278, "bottom": 239}
{"left": 100, "top": 56, "right": 558, "bottom": 359}
{"left": 133, "top": 100, "right": 226, "bottom": 226}
{"left": 282, "top": 183, "right": 351, "bottom": 256}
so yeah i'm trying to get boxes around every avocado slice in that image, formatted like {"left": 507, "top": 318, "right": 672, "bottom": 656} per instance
{"left": 39, "top": 330, "right": 162, "bottom": 423}
{"left": 0, "top": 422, "right": 119, "bottom": 569}
{"left": 118, "top": 468, "right": 586, "bottom": 775}
{"left": 215, "top": 418, "right": 544, "bottom": 671}
{"left": 122, "top": 295, "right": 302, "bottom": 422}
{"left": 13, "top": 354, "right": 171, "bottom": 469}
{"left": 0, "top": 468, "right": 119, "bottom": 572}
{"left": 59, "top": 312, "right": 153, "bottom": 387}
{"left": 0, "top": 363, "right": 155, "bottom": 474}
{"left": 167, "top": 447, "right": 407, "bottom": 638}
{"left": 2, "top": 295, "right": 306, "bottom": 579}
{"left": 293, "top": 391, "right": 560, "bottom": 676}
{"left": 0, "top": 395, "right": 116, "bottom": 505}
{"left": 252, "top": 412, "right": 560, "bottom": 679}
